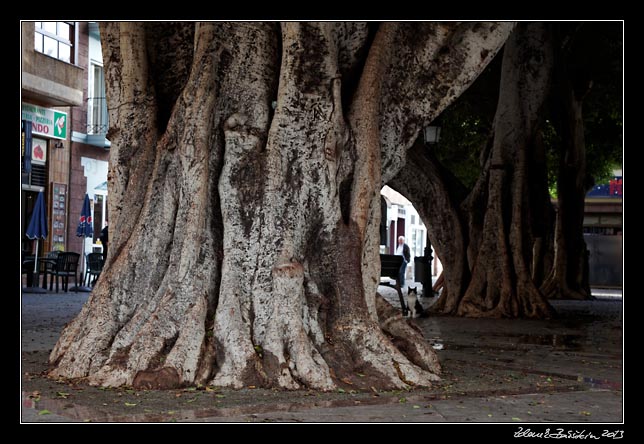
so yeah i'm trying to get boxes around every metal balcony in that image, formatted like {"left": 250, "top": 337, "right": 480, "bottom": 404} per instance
{"left": 87, "top": 97, "right": 108, "bottom": 135}
{"left": 84, "top": 97, "right": 109, "bottom": 147}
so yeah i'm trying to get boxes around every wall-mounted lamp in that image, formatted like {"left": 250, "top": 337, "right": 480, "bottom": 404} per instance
{"left": 423, "top": 126, "right": 441, "bottom": 145}
{"left": 54, "top": 141, "right": 64, "bottom": 149}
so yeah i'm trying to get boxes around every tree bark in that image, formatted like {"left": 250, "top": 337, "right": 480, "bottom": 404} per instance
{"left": 50, "top": 22, "right": 512, "bottom": 389}
{"left": 51, "top": 23, "right": 232, "bottom": 386}
{"left": 540, "top": 30, "right": 592, "bottom": 301}
{"left": 457, "top": 23, "right": 556, "bottom": 319}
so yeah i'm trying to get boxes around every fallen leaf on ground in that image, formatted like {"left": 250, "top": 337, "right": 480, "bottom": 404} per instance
{"left": 512, "top": 417, "right": 522, "bottom": 421}
{"left": 38, "top": 410, "right": 51, "bottom": 415}
{"left": 412, "top": 405, "right": 420, "bottom": 409}
{"left": 580, "top": 411, "right": 592, "bottom": 416}
{"left": 124, "top": 402, "right": 137, "bottom": 407}
{"left": 56, "top": 392, "right": 70, "bottom": 399}
{"left": 340, "top": 378, "right": 353, "bottom": 385}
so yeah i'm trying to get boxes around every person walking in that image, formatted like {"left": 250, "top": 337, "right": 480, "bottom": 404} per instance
{"left": 396, "top": 235, "right": 411, "bottom": 287}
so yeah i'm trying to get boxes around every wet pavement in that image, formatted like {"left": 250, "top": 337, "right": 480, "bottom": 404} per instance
{"left": 21, "top": 286, "right": 623, "bottom": 423}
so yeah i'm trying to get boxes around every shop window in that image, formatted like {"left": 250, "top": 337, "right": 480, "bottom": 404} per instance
{"left": 21, "top": 131, "right": 48, "bottom": 188}
{"left": 30, "top": 165, "right": 47, "bottom": 188}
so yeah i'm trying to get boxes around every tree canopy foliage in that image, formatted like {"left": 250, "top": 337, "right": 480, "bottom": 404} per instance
{"left": 431, "top": 22, "right": 622, "bottom": 194}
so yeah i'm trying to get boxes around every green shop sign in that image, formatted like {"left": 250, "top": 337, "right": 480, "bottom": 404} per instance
{"left": 21, "top": 102, "right": 67, "bottom": 140}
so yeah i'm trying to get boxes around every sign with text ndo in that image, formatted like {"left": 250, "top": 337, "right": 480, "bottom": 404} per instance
{"left": 21, "top": 102, "right": 67, "bottom": 140}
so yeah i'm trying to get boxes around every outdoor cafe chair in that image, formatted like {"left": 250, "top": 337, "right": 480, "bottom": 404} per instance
{"left": 42, "top": 250, "right": 60, "bottom": 289}
{"left": 84, "top": 252, "right": 104, "bottom": 287}
{"left": 49, "top": 252, "right": 80, "bottom": 293}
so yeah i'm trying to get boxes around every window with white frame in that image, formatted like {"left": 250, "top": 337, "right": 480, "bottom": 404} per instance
{"left": 34, "top": 22, "right": 74, "bottom": 63}
{"left": 87, "top": 63, "right": 108, "bottom": 134}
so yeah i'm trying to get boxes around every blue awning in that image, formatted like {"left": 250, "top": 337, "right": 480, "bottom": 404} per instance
{"left": 71, "top": 131, "right": 111, "bottom": 149}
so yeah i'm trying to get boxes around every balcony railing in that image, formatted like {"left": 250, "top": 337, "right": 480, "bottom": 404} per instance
{"left": 87, "top": 97, "right": 108, "bottom": 135}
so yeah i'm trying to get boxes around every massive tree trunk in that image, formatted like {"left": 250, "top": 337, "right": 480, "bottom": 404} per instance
{"left": 540, "top": 29, "right": 592, "bottom": 300}
{"left": 457, "top": 23, "right": 556, "bottom": 318}
{"left": 50, "top": 22, "right": 512, "bottom": 389}
{"left": 389, "top": 24, "right": 558, "bottom": 319}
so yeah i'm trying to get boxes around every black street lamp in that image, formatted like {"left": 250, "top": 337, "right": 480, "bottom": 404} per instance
{"left": 417, "top": 124, "right": 440, "bottom": 297}
{"left": 422, "top": 234, "right": 434, "bottom": 297}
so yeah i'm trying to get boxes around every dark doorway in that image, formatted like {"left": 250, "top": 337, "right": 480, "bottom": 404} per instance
{"left": 389, "top": 217, "right": 406, "bottom": 254}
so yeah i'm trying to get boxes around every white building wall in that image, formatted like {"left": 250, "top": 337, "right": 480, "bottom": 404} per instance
{"left": 381, "top": 185, "right": 443, "bottom": 279}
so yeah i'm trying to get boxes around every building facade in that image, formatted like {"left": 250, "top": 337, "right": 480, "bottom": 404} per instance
{"left": 22, "top": 22, "right": 108, "bottom": 258}
{"left": 380, "top": 185, "right": 443, "bottom": 279}
{"left": 68, "top": 22, "right": 109, "bottom": 257}
{"left": 583, "top": 170, "right": 623, "bottom": 288}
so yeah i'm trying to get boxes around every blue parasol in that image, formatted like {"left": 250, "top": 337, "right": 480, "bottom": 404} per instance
{"left": 26, "top": 191, "right": 47, "bottom": 242}
{"left": 76, "top": 194, "right": 93, "bottom": 238}
{"left": 24, "top": 191, "right": 47, "bottom": 292}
